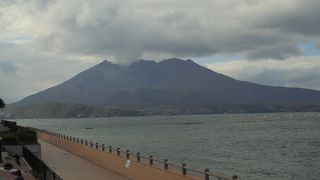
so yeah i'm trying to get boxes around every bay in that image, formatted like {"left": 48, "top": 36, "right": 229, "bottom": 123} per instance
{"left": 15, "top": 112, "right": 320, "bottom": 180}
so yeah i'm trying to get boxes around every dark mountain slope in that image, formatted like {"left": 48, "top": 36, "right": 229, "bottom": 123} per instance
{"left": 14, "top": 58, "right": 320, "bottom": 108}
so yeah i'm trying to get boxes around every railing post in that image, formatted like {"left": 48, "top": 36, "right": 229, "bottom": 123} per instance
{"left": 164, "top": 159, "right": 168, "bottom": 170}
{"left": 0, "top": 137, "right": 2, "bottom": 163}
{"left": 43, "top": 162, "right": 46, "bottom": 180}
{"left": 117, "top": 148, "right": 120, "bottom": 155}
{"left": 126, "top": 150, "right": 130, "bottom": 159}
{"left": 137, "top": 152, "right": 141, "bottom": 162}
{"left": 109, "top": 146, "right": 112, "bottom": 153}
{"left": 102, "top": 144, "right": 105, "bottom": 151}
{"left": 37, "top": 157, "right": 40, "bottom": 178}
{"left": 205, "top": 169, "right": 209, "bottom": 180}
{"left": 149, "top": 155, "right": 153, "bottom": 165}
{"left": 182, "top": 163, "right": 187, "bottom": 175}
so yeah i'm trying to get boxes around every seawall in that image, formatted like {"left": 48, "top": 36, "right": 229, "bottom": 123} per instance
{"left": 37, "top": 131, "right": 203, "bottom": 180}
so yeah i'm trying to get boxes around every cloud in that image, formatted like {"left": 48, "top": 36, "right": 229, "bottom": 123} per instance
{"left": 206, "top": 56, "right": 320, "bottom": 91}
{"left": 245, "top": 42, "right": 302, "bottom": 60}
{"left": 1, "top": 0, "right": 320, "bottom": 63}
{"left": 0, "top": 61, "right": 17, "bottom": 75}
{"left": 1, "top": 0, "right": 320, "bottom": 102}
{"left": 0, "top": 42, "right": 96, "bottom": 103}
{"left": 252, "top": 0, "right": 320, "bottom": 36}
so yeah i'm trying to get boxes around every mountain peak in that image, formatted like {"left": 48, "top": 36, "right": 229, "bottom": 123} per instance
{"left": 92, "top": 60, "right": 123, "bottom": 70}
{"left": 161, "top": 58, "right": 185, "bottom": 63}
{"left": 14, "top": 58, "right": 320, "bottom": 109}
{"left": 98, "top": 58, "right": 195, "bottom": 67}
{"left": 99, "top": 60, "right": 113, "bottom": 65}
{"left": 131, "top": 60, "right": 157, "bottom": 66}
{"left": 159, "top": 58, "right": 198, "bottom": 66}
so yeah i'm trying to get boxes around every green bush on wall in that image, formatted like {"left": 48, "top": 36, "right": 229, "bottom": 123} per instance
{"left": 0, "top": 126, "right": 38, "bottom": 145}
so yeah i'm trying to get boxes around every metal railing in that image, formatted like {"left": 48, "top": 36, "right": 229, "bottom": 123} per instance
{"left": 23, "top": 146, "right": 63, "bottom": 180}
{"left": 42, "top": 129, "right": 238, "bottom": 180}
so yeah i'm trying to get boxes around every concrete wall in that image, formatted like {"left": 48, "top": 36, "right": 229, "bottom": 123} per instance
{"left": 37, "top": 131, "right": 202, "bottom": 180}
{"left": 5, "top": 144, "right": 41, "bottom": 157}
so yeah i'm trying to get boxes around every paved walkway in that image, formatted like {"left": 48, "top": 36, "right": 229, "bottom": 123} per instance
{"left": 38, "top": 139, "right": 130, "bottom": 180}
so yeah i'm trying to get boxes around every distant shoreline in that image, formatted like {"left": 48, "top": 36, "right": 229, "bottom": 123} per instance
{"left": 6, "top": 111, "right": 319, "bottom": 120}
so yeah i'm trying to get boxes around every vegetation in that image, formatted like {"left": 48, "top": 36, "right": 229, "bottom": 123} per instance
{"left": 0, "top": 98, "right": 5, "bottom": 108}
{"left": 0, "top": 126, "right": 38, "bottom": 145}
{"left": 7, "top": 103, "right": 142, "bottom": 119}
{"left": 6, "top": 102, "right": 320, "bottom": 119}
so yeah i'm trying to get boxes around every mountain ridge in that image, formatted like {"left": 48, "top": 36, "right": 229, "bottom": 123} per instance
{"left": 9, "top": 58, "right": 320, "bottom": 117}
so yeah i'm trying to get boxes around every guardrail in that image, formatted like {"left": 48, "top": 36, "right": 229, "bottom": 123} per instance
{"left": 23, "top": 145, "right": 63, "bottom": 180}
{"left": 41, "top": 129, "right": 238, "bottom": 180}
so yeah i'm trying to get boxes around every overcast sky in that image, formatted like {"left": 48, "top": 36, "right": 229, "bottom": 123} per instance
{"left": 1, "top": 0, "right": 320, "bottom": 103}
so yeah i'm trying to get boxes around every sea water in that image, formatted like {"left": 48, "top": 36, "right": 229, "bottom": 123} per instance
{"left": 15, "top": 112, "right": 320, "bottom": 180}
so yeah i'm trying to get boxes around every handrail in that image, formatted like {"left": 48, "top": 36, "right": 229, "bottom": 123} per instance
{"left": 22, "top": 145, "right": 63, "bottom": 180}
{"left": 38, "top": 128, "right": 238, "bottom": 180}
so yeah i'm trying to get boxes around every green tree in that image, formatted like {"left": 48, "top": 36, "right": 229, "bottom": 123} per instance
{"left": 0, "top": 98, "right": 5, "bottom": 108}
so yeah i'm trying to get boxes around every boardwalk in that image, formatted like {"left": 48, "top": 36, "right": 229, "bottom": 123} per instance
{"left": 38, "top": 139, "right": 129, "bottom": 180}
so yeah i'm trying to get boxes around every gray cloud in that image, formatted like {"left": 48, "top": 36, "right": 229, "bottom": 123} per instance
{"left": 1, "top": 0, "right": 318, "bottom": 63}
{"left": 0, "top": 42, "right": 96, "bottom": 103}
{"left": 245, "top": 42, "right": 302, "bottom": 60}
{"left": 207, "top": 57, "right": 320, "bottom": 91}
{"left": 0, "top": 61, "right": 17, "bottom": 75}
{"left": 253, "top": 0, "right": 320, "bottom": 36}
{"left": 1, "top": 0, "right": 320, "bottom": 102}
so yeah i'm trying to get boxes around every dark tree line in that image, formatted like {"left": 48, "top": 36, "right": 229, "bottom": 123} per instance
{"left": 0, "top": 98, "right": 5, "bottom": 108}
